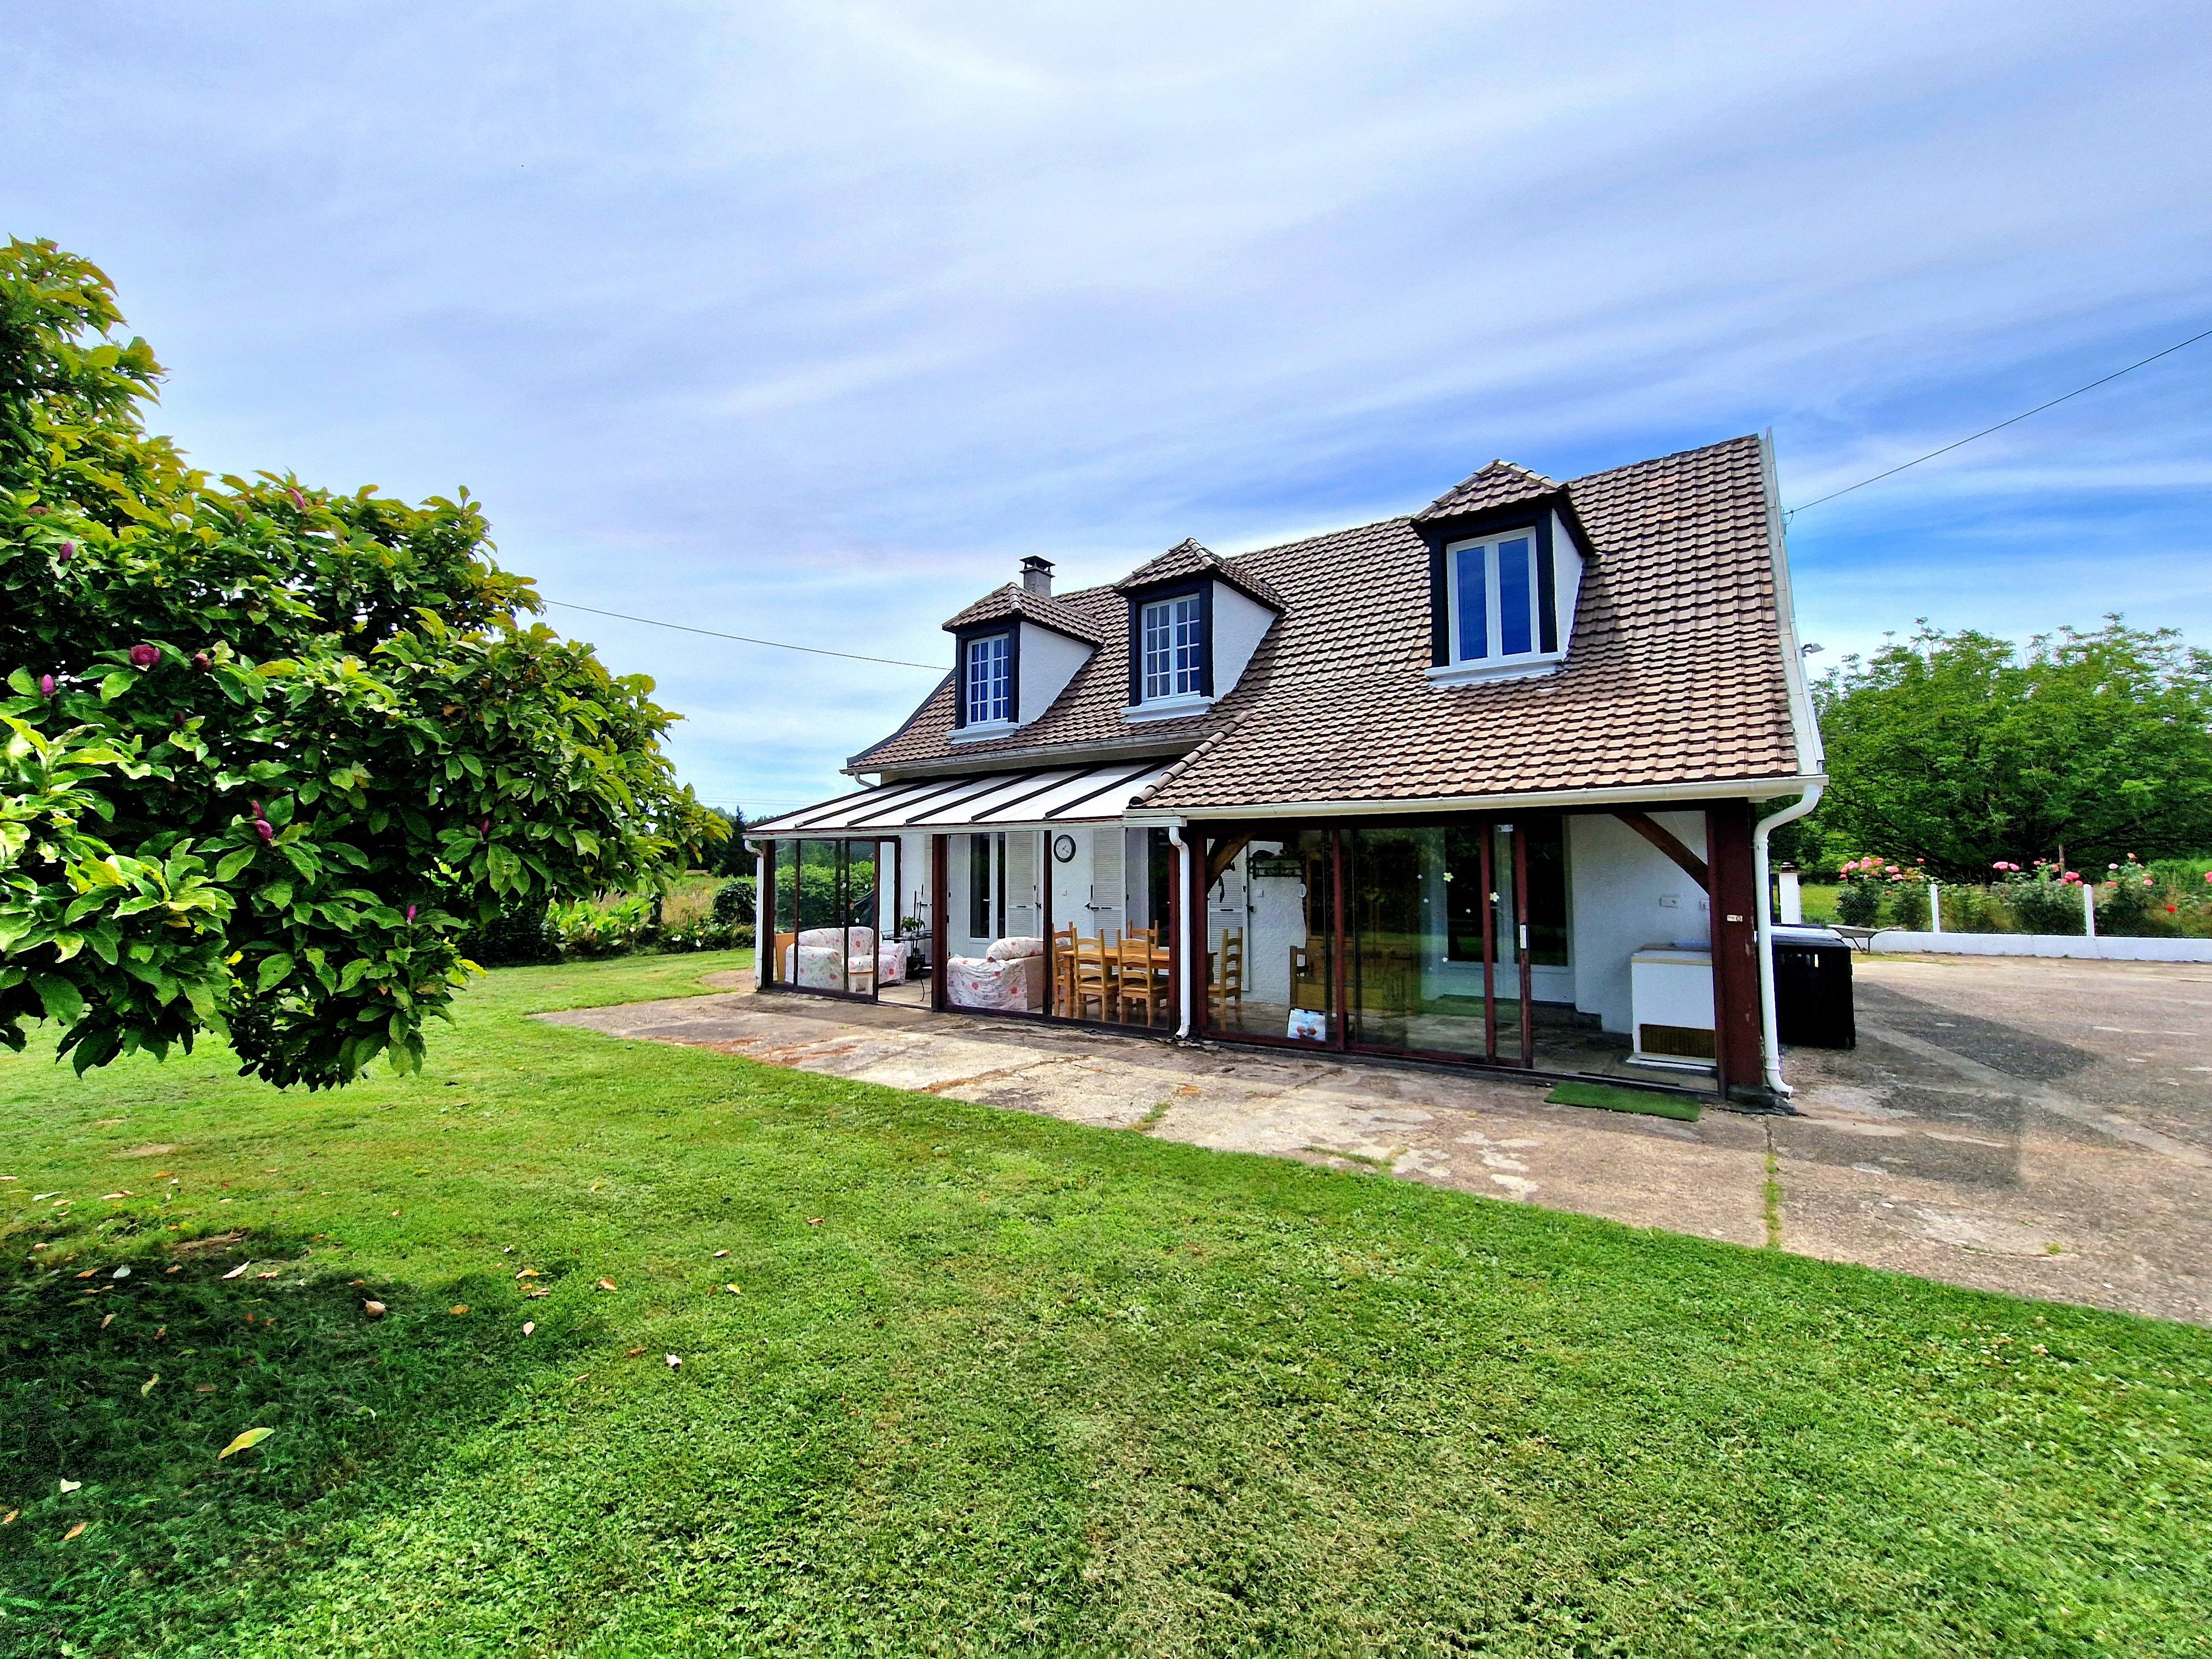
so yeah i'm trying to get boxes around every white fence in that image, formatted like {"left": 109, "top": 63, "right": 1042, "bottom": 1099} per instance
{"left": 1869, "top": 931, "right": 2212, "bottom": 963}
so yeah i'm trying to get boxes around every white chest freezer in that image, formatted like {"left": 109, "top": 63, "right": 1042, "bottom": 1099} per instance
{"left": 1629, "top": 947, "right": 1716, "bottom": 1071}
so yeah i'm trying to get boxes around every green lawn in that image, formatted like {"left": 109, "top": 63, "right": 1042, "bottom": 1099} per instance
{"left": 3, "top": 955, "right": 2208, "bottom": 1657}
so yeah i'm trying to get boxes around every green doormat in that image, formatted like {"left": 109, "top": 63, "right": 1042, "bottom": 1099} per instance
{"left": 1545, "top": 1081, "right": 1702, "bottom": 1122}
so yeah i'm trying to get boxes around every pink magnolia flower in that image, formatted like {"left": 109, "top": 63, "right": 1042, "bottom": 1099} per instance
{"left": 56, "top": 541, "right": 74, "bottom": 563}
{"left": 128, "top": 644, "right": 158, "bottom": 670}
{"left": 255, "top": 819, "right": 275, "bottom": 844}
{"left": 1991, "top": 862, "right": 2006, "bottom": 872}
{"left": 286, "top": 487, "right": 307, "bottom": 512}
{"left": 405, "top": 904, "right": 418, "bottom": 924}
{"left": 39, "top": 674, "right": 55, "bottom": 699}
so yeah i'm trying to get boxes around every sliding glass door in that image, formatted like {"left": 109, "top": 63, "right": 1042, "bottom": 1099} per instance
{"left": 765, "top": 837, "right": 889, "bottom": 1000}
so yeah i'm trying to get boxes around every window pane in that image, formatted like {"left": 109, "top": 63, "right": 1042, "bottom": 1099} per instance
{"left": 1206, "top": 828, "right": 1335, "bottom": 1044}
{"left": 1142, "top": 602, "right": 1171, "bottom": 700}
{"left": 967, "top": 635, "right": 1009, "bottom": 722}
{"left": 1454, "top": 546, "right": 1488, "bottom": 661}
{"left": 1498, "top": 536, "right": 1533, "bottom": 656}
{"left": 1172, "top": 596, "right": 1202, "bottom": 695}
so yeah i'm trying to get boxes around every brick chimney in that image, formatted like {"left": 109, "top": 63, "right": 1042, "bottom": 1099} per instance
{"left": 1019, "top": 555, "right": 1054, "bottom": 598}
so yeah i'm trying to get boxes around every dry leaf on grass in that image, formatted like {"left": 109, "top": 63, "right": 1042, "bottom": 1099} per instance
{"left": 165, "top": 1266, "right": 181, "bottom": 1274}
{"left": 624, "top": 1345, "right": 646, "bottom": 1358}
{"left": 63, "top": 1522, "right": 87, "bottom": 1542}
{"left": 712, "top": 1250, "right": 729, "bottom": 1259}
{"left": 218, "top": 1427, "right": 275, "bottom": 1459}
{"left": 141, "top": 1375, "right": 159, "bottom": 1396}
{"left": 806, "top": 1217, "right": 823, "bottom": 1227}
{"left": 195, "top": 1385, "right": 215, "bottom": 1394}
{"left": 514, "top": 1268, "right": 539, "bottom": 1279}
{"left": 665, "top": 1354, "right": 681, "bottom": 1369}
{"left": 58, "top": 1479, "right": 80, "bottom": 1493}
{"left": 255, "top": 1271, "right": 279, "bottom": 1280}
{"left": 363, "top": 1300, "right": 386, "bottom": 1318}
{"left": 74, "top": 1269, "right": 98, "bottom": 1280}
{"left": 0, "top": 1511, "right": 14, "bottom": 1526}
{"left": 220, "top": 1263, "right": 250, "bottom": 1280}
{"left": 111, "top": 1265, "right": 131, "bottom": 1279}
{"left": 100, "top": 1313, "right": 114, "bottom": 1330}
{"left": 525, "top": 1288, "right": 550, "bottom": 1300}
{"left": 449, "top": 1305, "right": 469, "bottom": 1317}
{"left": 723, "top": 1284, "right": 742, "bottom": 1295}
{"left": 521, "top": 1321, "right": 536, "bottom": 1336}
{"left": 596, "top": 1279, "right": 617, "bottom": 1291}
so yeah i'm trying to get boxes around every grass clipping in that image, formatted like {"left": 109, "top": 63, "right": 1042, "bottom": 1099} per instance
{"left": 1545, "top": 1081, "right": 1700, "bottom": 1122}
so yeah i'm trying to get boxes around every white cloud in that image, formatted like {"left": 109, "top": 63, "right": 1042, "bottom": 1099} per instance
{"left": 6, "top": 0, "right": 2208, "bottom": 808}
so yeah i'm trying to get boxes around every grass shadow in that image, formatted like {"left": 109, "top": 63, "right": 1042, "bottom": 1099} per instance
{"left": 0, "top": 1222, "right": 599, "bottom": 1656}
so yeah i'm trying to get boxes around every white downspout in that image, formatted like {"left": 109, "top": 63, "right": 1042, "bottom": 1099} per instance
{"left": 1753, "top": 784, "right": 1823, "bottom": 1098}
{"left": 1167, "top": 825, "right": 1193, "bottom": 1039}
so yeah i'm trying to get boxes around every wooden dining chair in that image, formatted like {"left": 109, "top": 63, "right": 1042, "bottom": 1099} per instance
{"left": 1071, "top": 932, "right": 1112, "bottom": 1021}
{"left": 1114, "top": 932, "right": 1166, "bottom": 1027}
{"left": 1050, "top": 925, "right": 1077, "bottom": 1016}
{"left": 1208, "top": 927, "right": 1244, "bottom": 1022}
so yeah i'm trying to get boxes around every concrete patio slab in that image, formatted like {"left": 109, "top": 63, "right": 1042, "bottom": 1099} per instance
{"left": 540, "top": 955, "right": 2212, "bottom": 1324}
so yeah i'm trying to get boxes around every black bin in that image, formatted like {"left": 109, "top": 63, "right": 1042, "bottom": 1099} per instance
{"left": 1770, "top": 924, "right": 1855, "bottom": 1048}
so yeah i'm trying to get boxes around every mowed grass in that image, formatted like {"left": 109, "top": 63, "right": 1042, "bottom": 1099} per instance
{"left": 2, "top": 956, "right": 2209, "bottom": 1657}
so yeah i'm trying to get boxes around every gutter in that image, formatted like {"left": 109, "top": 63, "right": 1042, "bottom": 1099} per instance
{"left": 1753, "top": 783, "right": 1824, "bottom": 1099}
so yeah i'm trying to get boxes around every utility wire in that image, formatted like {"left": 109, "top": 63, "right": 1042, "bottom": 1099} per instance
{"left": 1787, "top": 323, "right": 2212, "bottom": 518}
{"left": 541, "top": 598, "right": 946, "bottom": 671}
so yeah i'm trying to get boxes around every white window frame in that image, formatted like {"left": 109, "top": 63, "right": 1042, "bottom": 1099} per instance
{"left": 1440, "top": 527, "right": 1559, "bottom": 682}
{"left": 964, "top": 633, "right": 1011, "bottom": 726}
{"left": 1140, "top": 593, "right": 1204, "bottom": 701}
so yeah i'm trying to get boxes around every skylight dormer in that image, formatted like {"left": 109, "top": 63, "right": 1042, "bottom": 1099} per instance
{"left": 941, "top": 559, "right": 1103, "bottom": 740}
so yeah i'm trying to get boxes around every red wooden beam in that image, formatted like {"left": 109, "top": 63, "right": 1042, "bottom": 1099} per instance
{"left": 1614, "top": 811, "right": 1709, "bottom": 891}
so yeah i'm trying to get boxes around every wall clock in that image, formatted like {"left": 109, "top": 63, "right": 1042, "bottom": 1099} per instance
{"left": 1052, "top": 834, "right": 1077, "bottom": 863}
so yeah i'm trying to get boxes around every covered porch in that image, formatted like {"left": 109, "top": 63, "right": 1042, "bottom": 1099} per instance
{"left": 749, "top": 776, "right": 1780, "bottom": 1100}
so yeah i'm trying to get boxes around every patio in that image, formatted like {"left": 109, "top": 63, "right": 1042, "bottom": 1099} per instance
{"left": 547, "top": 952, "right": 2212, "bottom": 1324}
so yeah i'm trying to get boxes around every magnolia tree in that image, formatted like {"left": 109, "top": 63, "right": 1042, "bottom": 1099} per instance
{"left": 0, "top": 239, "right": 721, "bottom": 1086}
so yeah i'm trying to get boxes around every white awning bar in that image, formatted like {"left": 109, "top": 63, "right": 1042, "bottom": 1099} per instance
{"left": 748, "top": 759, "right": 1176, "bottom": 837}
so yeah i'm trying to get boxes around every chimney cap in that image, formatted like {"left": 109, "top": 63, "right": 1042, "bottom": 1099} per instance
{"left": 1019, "top": 555, "right": 1054, "bottom": 572}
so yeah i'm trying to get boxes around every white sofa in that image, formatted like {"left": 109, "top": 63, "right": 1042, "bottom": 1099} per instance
{"left": 946, "top": 935, "right": 1046, "bottom": 1011}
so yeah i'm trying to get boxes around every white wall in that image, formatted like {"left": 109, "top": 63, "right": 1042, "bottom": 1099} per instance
{"left": 1550, "top": 510, "right": 1584, "bottom": 650}
{"left": 1048, "top": 825, "right": 1124, "bottom": 940}
{"left": 1568, "top": 811, "right": 1710, "bottom": 1034}
{"left": 1017, "top": 620, "right": 1092, "bottom": 727}
{"left": 1212, "top": 583, "right": 1277, "bottom": 697}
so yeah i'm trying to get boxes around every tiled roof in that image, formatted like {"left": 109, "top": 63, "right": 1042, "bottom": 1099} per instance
{"left": 939, "top": 583, "right": 1106, "bottom": 645}
{"left": 1114, "top": 536, "right": 1286, "bottom": 611}
{"left": 853, "top": 434, "right": 1807, "bottom": 805}
{"left": 1413, "top": 458, "right": 1559, "bottom": 523}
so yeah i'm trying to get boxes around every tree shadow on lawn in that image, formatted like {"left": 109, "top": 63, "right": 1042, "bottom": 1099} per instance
{"left": 0, "top": 1219, "right": 599, "bottom": 1657}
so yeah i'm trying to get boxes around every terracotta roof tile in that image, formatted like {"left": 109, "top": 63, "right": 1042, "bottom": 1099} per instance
{"left": 853, "top": 434, "right": 1807, "bottom": 804}
{"left": 1413, "top": 458, "right": 1559, "bottom": 523}
{"left": 1114, "top": 537, "right": 1286, "bottom": 611}
{"left": 939, "top": 583, "right": 1106, "bottom": 645}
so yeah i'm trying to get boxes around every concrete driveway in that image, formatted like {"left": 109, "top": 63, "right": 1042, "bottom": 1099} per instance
{"left": 542, "top": 954, "right": 2212, "bottom": 1325}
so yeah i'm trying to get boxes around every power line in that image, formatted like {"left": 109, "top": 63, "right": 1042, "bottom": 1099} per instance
{"left": 1787, "top": 322, "right": 2212, "bottom": 518}
{"left": 541, "top": 599, "right": 946, "bottom": 671}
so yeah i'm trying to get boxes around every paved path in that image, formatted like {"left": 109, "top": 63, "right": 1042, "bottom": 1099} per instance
{"left": 541, "top": 955, "right": 2212, "bottom": 1324}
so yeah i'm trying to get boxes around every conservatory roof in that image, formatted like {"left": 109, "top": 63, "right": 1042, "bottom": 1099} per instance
{"left": 746, "top": 759, "right": 1177, "bottom": 838}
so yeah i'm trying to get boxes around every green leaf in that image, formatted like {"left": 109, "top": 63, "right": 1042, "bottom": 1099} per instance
{"left": 29, "top": 973, "right": 85, "bottom": 1027}
{"left": 100, "top": 670, "right": 137, "bottom": 702}
{"left": 215, "top": 848, "right": 257, "bottom": 881}
{"left": 259, "top": 881, "right": 294, "bottom": 912}
{"left": 217, "top": 1426, "right": 275, "bottom": 1459}
{"left": 256, "top": 953, "right": 294, "bottom": 992}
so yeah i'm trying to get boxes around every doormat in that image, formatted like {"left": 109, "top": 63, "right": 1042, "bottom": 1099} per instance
{"left": 1545, "top": 1081, "right": 1701, "bottom": 1123}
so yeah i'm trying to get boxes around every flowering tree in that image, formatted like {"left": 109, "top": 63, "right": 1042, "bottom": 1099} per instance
{"left": 1, "top": 239, "right": 722, "bottom": 1086}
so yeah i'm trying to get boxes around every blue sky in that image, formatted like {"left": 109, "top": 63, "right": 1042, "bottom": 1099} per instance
{"left": 7, "top": 1, "right": 2208, "bottom": 815}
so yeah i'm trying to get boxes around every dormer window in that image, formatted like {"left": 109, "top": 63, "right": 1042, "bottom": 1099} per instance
{"left": 1140, "top": 594, "right": 1203, "bottom": 700}
{"left": 1448, "top": 528, "right": 1556, "bottom": 664}
{"left": 964, "top": 633, "right": 1011, "bottom": 725}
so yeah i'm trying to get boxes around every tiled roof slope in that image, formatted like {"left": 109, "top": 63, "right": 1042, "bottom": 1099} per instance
{"left": 1115, "top": 537, "right": 1286, "bottom": 611}
{"left": 940, "top": 583, "right": 1106, "bottom": 645}
{"left": 1414, "top": 458, "right": 1558, "bottom": 523}
{"left": 852, "top": 434, "right": 1806, "bottom": 804}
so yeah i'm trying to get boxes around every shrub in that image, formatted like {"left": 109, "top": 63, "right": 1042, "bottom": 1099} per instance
{"left": 1887, "top": 880, "right": 1931, "bottom": 931}
{"left": 1997, "top": 862, "right": 2086, "bottom": 935}
{"left": 1834, "top": 858, "right": 1886, "bottom": 928}
{"left": 712, "top": 878, "right": 756, "bottom": 928}
{"left": 455, "top": 902, "right": 559, "bottom": 967}
{"left": 1935, "top": 884, "right": 2005, "bottom": 933}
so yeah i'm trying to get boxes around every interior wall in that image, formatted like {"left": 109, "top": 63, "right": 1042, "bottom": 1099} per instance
{"left": 1568, "top": 810, "right": 1710, "bottom": 1034}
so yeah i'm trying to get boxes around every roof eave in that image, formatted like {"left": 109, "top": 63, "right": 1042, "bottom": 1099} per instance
{"left": 1124, "top": 773, "right": 1829, "bottom": 824}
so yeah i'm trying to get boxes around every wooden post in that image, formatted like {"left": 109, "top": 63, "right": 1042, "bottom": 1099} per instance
{"left": 1038, "top": 830, "right": 1053, "bottom": 1018}
{"left": 1330, "top": 828, "right": 1348, "bottom": 1050}
{"left": 1514, "top": 823, "right": 1535, "bottom": 1069}
{"left": 930, "top": 833, "right": 949, "bottom": 1013}
{"left": 1166, "top": 828, "right": 1183, "bottom": 1036}
{"left": 1480, "top": 823, "right": 1497, "bottom": 1061}
{"left": 1704, "top": 801, "right": 1765, "bottom": 1097}
{"left": 758, "top": 839, "right": 775, "bottom": 988}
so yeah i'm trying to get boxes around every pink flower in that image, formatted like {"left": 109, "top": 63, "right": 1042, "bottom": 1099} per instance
{"left": 1991, "top": 862, "right": 2005, "bottom": 872}
{"left": 39, "top": 674, "right": 54, "bottom": 700}
{"left": 57, "top": 541, "right": 74, "bottom": 563}
{"left": 405, "top": 904, "right": 418, "bottom": 924}
{"left": 128, "top": 644, "right": 158, "bottom": 670}
{"left": 255, "top": 819, "right": 275, "bottom": 844}
{"left": 287, "top": 487, "right": 307, "bottom": 512}
{"left": 2061, "top": 872, "right": 2080, "bottom": 885}
{"left": 2109, "top": 863, "right": 2119, "bottom": 871}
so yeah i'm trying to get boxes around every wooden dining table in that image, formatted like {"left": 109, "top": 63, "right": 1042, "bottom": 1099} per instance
{"left": 1052, "top": 933, "right": 1171, "bottom": 1021}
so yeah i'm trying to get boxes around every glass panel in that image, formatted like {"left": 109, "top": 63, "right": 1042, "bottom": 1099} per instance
{"left": 949, "top": 831, "right": 1046, "bottom": 1014}
{"left": 1171, "top": 596, "right": 1202, "bottom": 694}
{"left": 967, "top": 635, "right": 1009, "bottom": 723}
{"left": 782, "top": 839, "right": 854, "bottom": 993}
{"left": 1348, "top": 827, "right": 1486, "bottom": 1060}
{"left": 770, "top": 842, "right": 797, "bottom": 985}
{"left": 1498, "top": 536, "right": 1533, "bottom": 656}
{"left": 1454, "top": 545, "right": 1488, "bottom": 661}
{"left": 1524, "top": 817, "right": 1569, "bottom": 967}
{"left": 1206, "top": 828, "right": 1334, "bottom": 1044}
